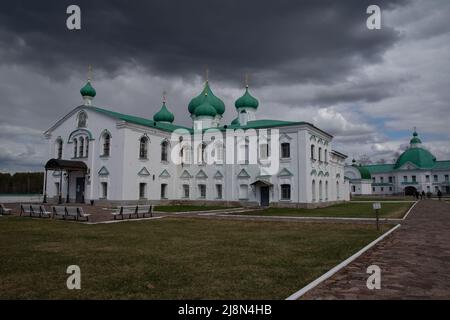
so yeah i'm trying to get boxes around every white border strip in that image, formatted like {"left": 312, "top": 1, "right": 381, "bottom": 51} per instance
{"left": 402, "top": 201, "right": 418, "bottom": 220}
{"left": 285, "top": 223, "right": 402, "bottom": 300}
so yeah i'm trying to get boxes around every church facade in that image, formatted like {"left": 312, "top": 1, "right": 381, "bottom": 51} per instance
{"left": 345, "top": 131, "right": 450, "bottom": 196}
{"left": 43, "top": 78, "right": 349, "bottom": 207}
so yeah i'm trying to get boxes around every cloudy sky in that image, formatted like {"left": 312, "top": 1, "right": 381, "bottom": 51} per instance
{"left": 0, "top": 0, "right": 449, "bottom": 172}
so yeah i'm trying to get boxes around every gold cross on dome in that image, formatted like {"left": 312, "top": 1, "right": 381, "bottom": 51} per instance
{"left": 162, "top": 90, "right": 167, "bottom": 103}
{"left": 205, "top": 66, "right": 209, "bottom": 83}
{"left": 245, "top": 73, "right": 249, "bottom": 88}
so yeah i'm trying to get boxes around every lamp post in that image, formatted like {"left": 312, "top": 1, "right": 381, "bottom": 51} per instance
{"left": 373, "top": 202, "right": 381, "bottom": 231}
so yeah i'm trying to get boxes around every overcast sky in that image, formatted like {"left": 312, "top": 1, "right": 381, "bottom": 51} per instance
{"left": 0, "top": 0, "right": 449, "bottom": 172}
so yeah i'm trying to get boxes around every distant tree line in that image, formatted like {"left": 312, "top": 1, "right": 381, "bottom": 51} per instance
{"left": 0, "top": 172, "right": 43, "bottom": 194}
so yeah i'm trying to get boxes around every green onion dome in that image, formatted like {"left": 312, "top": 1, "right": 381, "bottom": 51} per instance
{"left": 410, "top": 131, "right": 422, "bottom": 144}
{"left": 194, "top": 94, "right": 217, "bottom": 117}
{"left": 80, "top": 80, "right": 96, "bottom": 97}
{"left": 153, "top": 102, "right": 174, "bottom": 123}
{"left": 235, "top": 86, "right": 259, "bottom": 109}
{"left": 188, "top": 82, "right": 225, "bottom": 115}
{"left": 231, "top": 117, "right": 239, "bottom": 125}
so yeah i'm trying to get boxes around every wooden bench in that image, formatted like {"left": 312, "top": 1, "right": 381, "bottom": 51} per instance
{"left": 111, "top": 205, "right": 139, "bottom": 220}
{"left": 30, "top": 204, "right": 51, "bottom": 218}
{"left": 20, "top": 204, "right": 32, "bottom": 217}
{"left": 77, "top": 207, "right": 91, "bottom": 222}
{"left": 138, "top": 205, "right": 154, "bottom": 218}
{"left": 53, "top": 206, "right": 67, "bottom": 219}
{"left": 0, "top": 204, "right": 12, "bottom": 215}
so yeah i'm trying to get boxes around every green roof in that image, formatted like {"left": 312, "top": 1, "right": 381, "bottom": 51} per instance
{"left": 194, "top": 98, "right": 217, "bottom": 117}
{"left": 153, "top": 102, "right": 174, "bottom": 123}
{"left": 188, "top": 82, "right": 225, "bottom": 115}
{"left": 231, "top": 117, "right": 239, "bottom": 125}
{"left": 433, "top": 161, "right": 450, "bottom": 170}
{"left": 361, "top": 164, "right": 395, "bottom": 174}
{"left": 394, "top": 147, "right": 436, "bottom": 169}
{"left": 227, "top": 119, "right": 303, "bottom": 130}
{"left": 80, "top": 81, "right": 96, "bottom": 97}
{"left": 235, "top": 87, "right": 259, "bottom": 109}
{"left": 352, "top": 165, "right": 371, "bottom": 179}
{"left": 86, "top": 106, "right": 190, "bottom": 133}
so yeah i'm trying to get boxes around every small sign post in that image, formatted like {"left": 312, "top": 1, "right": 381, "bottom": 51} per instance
{"left": 373, "top": 202, "right": 381, "bottom": 231}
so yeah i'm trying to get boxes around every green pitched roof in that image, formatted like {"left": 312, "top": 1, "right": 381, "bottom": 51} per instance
{"left": 361, "top": 164, "right": 395, "bottom": 174}
{"left": 153, "top": 102, "right": 175, "bottom": 123}
{"left": 85, "top": 106, "right": 190, "bottom": 133}
{"left": 235, "top": 87, "right": 259, "bottom": 109}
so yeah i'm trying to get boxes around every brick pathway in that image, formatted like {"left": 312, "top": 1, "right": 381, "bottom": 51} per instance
{"left": 301, "top": 200, "right": 450, "bottom": 299}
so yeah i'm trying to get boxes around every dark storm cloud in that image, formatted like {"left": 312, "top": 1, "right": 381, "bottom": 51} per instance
{"left": 0, "top": 0, "right": 405, "bottom": 84}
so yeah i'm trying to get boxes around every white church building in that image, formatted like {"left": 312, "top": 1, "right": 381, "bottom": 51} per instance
{"left": 42, "top": 77, "right": 349, "bottom": 207}
{"left": 345, "top": 130, "right": 450, "bottom": 196}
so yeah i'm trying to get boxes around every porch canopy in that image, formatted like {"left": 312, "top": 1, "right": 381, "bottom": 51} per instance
{"left": 250, "top": 179, "right": 273, "bottom": 187}
{"left": 45, "top": 159, "right": 87, "bottom": 172}
{"left": 43, "top": 159, "right": 87, "bottom": 204}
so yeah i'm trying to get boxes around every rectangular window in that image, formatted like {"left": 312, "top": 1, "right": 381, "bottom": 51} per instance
{"left": 403, "top": 176, "right": 407, "bottom": 182}
{"left": 426, "top": 175, "right": 430, "bottom": 182}
{"left": 198, "top": 184, "right": 206, "bottom": 199}
{"left": 239, "top": 184, "right": 248, "bottom": 199}
{"left": 412, "top": 175, "right": 416, "bottom": 182}
{"left": 259, "top": 143, "right": 269, "bottom": 160}
{"left": 380, "top": 177, "right": 384, "bottom": 183}
{"left": 281, "top": 184, "right": 291, "bottom": 200}
{"left": 434, "top": 175, "right": 438, "bottom": 182}
{"left": 160, "top": 184, "right": 167, "bottom": 199}
{"left": 55, "top": 182, "right": 60, "bottom": 195}
{"left": 281, "top": 143, "right": 290, "bottom": 158}
{"left": 389, "top": 187, "right": 392, "bottom": 191}
{"left": 139, "top": 183, "right": 147, "bottom": 199}
{"left": 388, "top": 176, "right": 393, "bottom": 183}
{"left": 381, "top": 187, "right": 384, "bottom": 192}
{"left": 372, "top": 177, "right": 375, "bottom": 183}
{"left": 372, "top": 187, "right": 375, "bottom": 192}
{"left": 216, "top": 184, "right": 223, "bottom": 199}
{"left": 445, "top": 175, "right": 449, "bottom": 182}
{"left": 182, "top": 184, "right": 190, "bottom": 198}
{"left": 101, "top": 182, "right": 108, "bottom": 199}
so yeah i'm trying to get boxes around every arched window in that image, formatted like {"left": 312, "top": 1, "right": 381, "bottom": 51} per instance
{"left": 181, "top": 146, "right": 191, "bottom": 164}
{"left": 102, "top": 133, "right": 111, "bottom": 157}
{"left": 161, "top": 140, "right": 169, "bottom": 162}
{"left": 77, "top": 111, "right": 87, "bottom": 128}
{"left": 318, "top": 147, "right": 322, "bottom": 162}
{"left": 56, "top": 139, "right": 63, "bottom": 159}
{"left": 79, "top": 137, "right": 84, "bottom": 157}
{"left": 73, "top": 138, "right": 78, "bottom": 158}
{"left": 198, "top": 143, "right": 206, "bottom": 164}
{"left": 311, "top": 145, "right": 315, "bottom": 160}
{"left": 325, "top": 181, "right": 329, "bottom": 200}
{"left": 312, "top": 180, "right": 316, "bottom": 202}
{"left": 324, "top": 149, "right": 328, "bottom": 163}
{"left": 215, "top": 143, "right": 224, "bottom": 163}
{"left": 319, "top": 180, "right": 323, "bottom": 201}
{"left": 260, "top": 143, "right": 269, "bottom": 160}
{"left": 85, "top": 137, "right": 89, "bottom": 157}
{"left": 139, "top": 136, "right": 148, "bottom": 159}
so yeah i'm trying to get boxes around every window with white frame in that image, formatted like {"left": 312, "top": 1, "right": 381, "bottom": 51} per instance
{"left": 102, "top": 132, "right": 111, "bottom": 157}
{"left": 198, "top": 184, "right": 206, "bottom": 199}
{"left": 56, "top": 139, "right": 63, "bottom": 159}
{"left": 161, "top": 140, "right": 169, "bottom": 162}
{"left": 139, "top": 136, "right": 148, "bottom": 159}
{"left": 139, "top": 183, "right": 147, "bottom": 199}
{"left": 281, "top": 184, "right": 291, "bottom": 200}
{"left": 281, "top": 142, "right": 290, "bottom": 158}
{"left": 216, "top": 184, "right": 223, "bottom": 199}
{"left": 160, "top": 183, "right": 168, "bottom": 199}
{"left": 182, "top": 184, "right": 190, "bottom": 198}
{"left": 101, "top": 182, "right": 108, "bottom": 198}
{"left": 239, "top": 184, "right": 248, "bottom": 199}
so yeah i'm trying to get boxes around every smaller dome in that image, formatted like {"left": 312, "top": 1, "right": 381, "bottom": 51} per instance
{"left": 352, "top": 164, "right": 371, "bottom": 180}
{"left": 235, "top": 87, "right": 259, "bottom": 109}
{"left": 153, "top": 102, "right": 174, "bottom": 123}
{"left": 80, "top": 80, "right": 96, "bottom": 97}
{"left": 231, "top": 117, "right": 239, "bottom": 125}
{"left": 410, "top": 131, "right": 422, "bottom": 144}
{"left": 194, "top": 94, "right": 217, "bottom": 117}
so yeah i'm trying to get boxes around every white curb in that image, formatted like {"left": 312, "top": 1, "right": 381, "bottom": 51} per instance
{"left": 401, "top": 201, "right": 419, "bottom": 220}
{"left": 285, "top": 223, "right": 402, "bottom": 300}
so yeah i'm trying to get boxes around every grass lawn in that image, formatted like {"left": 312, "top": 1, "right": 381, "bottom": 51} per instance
{"left": 0, "top": 217, "right": 385, "bottom": 299}
{"left": 154, "top": 205, "right": 237, "bottom": 212}
{"left": 242, "top": 202, "right": 412, "bottom": 219}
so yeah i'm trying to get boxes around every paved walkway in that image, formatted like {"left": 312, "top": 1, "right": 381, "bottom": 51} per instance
{"left": 301, "top": 200, "right": 450, "bottom": 299}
